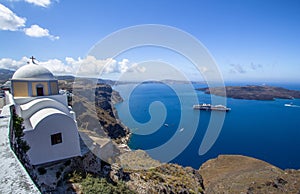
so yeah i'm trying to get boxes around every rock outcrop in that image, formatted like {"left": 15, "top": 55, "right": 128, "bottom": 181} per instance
{"left": 103, "top": 150, "right": 205, "bottom": 194}
{"left": 199, "top": 155, "right": 300, "bottom": 193}
{"left": 95, "top": 84, "right": 129, "bottom": 140}
{"left": 126, "top": 162, "right": 204, "bottom": 194}
{"left": 71, "top": 83, "right": 130, "bottom": 142}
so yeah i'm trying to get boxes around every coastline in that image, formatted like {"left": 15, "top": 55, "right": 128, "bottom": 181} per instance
{"left": 2, "top": 78, "right": 300, "bottom": 193}
{"left": 197, "top": 85, "right": 300, "bottom": 100}
{"left": 110, "top": 87, "right": 300, "bottom": 193}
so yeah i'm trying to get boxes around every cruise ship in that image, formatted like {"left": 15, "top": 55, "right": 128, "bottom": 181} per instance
{"left": 193, "top": 103, "right": 231, "bottom": 112}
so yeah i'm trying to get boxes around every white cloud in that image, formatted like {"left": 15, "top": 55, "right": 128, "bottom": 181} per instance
{"left": 0, "top": 4, "right": 59, "bottom": 40}
{"left": 0, "top": 56, "right": 145, "bottom": 77}
{"left": 198, "top": 66, "right": 208, "bottom": 73}
{"left": 0, "top": 57, "right": 29, "bottom": 70}
{"left": 0, "top": 57, "right": 74, "bottom": 75}
{"left": 23, "top": 24, "right": 59, "bottom": 40}
{"left": 229, "top": 63, "right": 264, "bottom": 74}
{"left": 39, "top": 59, "right": 73, "bottom": 74}
{"left": 66, "top": 56, "right": 145, "bottom": 76}
{"left": 127, "top": 63, "right": 146, "bottom": 73}
{"left": 67, "top": 56, "right": 117, "bottom": 77}
{"left": 0, "top": 3, "right": 26, "bottom": 31}
{"left": 118, "top": 59, "right": 129, "bottom": 73}
{"left": 229, "top": 64, "right": 246, "bottom": 74}
{"left": 250, "top": 62, "right": 263, "bottom": 70}
{"left": 24, "top": 0, "right": 51, "bottom": 7}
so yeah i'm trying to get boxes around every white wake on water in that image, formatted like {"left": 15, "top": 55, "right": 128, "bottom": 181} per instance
{"left": 284, "top": 104, "right": 300, "bottom": 108}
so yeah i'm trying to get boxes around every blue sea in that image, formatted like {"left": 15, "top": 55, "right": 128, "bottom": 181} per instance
{"left": 114, "top": 82, "right": 300, "bottom": 170}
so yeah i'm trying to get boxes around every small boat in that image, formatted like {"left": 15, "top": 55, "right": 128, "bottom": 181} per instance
{"left": 179, "top": 128, "right": 184, "bottom": 132}
{"left": 164, "top": 123, "right": 169, "bottom": 127}
{"left": 193, "top": 103, "right": 231, "bottom": 112}
{"left": 284, "top": 102, "right": 300, "bottom": 108}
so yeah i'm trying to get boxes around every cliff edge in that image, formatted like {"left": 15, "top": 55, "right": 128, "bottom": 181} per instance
{"left": 199, "top": 155, "right": 300, "bottom": 193}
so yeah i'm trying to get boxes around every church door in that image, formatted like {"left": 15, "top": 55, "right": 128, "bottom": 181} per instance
{"left": 36, "top": 87, "right": 44, "bottom": 96}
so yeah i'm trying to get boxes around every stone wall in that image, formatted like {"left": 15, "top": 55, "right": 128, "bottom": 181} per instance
{"left": 0, "top": 104, "right": 39, "bottom": 193}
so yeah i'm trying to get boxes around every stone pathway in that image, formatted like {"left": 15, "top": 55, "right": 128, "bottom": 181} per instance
{"left": 0, "top": 105, "right": 39, "bottom": 194}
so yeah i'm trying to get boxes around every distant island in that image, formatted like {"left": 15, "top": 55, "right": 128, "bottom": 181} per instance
{"left": 197, "top": 85, "right": 300, "bottom": 100}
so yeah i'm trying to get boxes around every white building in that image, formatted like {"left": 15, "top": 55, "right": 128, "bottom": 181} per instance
{"left": 10, "top": 61, "right": 81, "bottom": 165}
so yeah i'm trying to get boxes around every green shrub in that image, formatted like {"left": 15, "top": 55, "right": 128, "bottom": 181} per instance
{"left": 68, "top": 170, "right": 85, "bottom": 183}
{"left": 81, "top": 175, "right": 114, "bottom": 194}
{"left": 116, "top": 181, "right": 135, "bottom": 194}
{"left": 12, "top": 111, "right": 30, "bottom": 153}
{"left": 198, "top": 187, "right": 203, "bottom": 193}
{"left": 81, "top": 174, "right": 135, "bottom": 194}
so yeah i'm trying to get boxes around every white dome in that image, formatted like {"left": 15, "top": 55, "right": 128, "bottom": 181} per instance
{"left": 12, "top": 64, "right": 55, "bottom": 80}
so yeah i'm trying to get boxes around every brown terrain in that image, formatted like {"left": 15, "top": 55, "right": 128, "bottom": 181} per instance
{"left": 198, "top": 85, "right": 300, "bottom": 100}
{"left": 200, "top": 155, "right": 300, "bottom": 194}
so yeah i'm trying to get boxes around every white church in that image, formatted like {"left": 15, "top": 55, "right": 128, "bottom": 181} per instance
{"left": 9, "top": 58, "right": 81, "bottom": 165}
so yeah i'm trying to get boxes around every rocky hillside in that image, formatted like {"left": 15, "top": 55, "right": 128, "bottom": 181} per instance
{"left": 94, "top": 84, "right": 127, "bottom": 139}
{"left": 0, "top": 68, "right": 14, "bottom": 84}
{"left": 120, "top": 150, "right": 204, "bottom": 194}
{"left": 63, "top": 80, "right": 205, "bottom": 193}
{"left": 65, "top": 150, "right": 205, "bottom": 194}
{"left": 60, "top": 80, "right": 300, "bottom": 194}
{"left": 200, "top": 155, "right": 300, "bottom": 193}
{"left": 60, "top": 78, "right": 130, "bottom": 142}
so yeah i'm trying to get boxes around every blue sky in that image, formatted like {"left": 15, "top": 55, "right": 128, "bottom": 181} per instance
{"left": 0, "top": 0, "right": 299, "bottom": 82}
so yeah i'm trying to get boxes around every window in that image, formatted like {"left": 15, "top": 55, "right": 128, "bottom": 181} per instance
{"left": 36, "top": 86, "right": 44, "bottom": 96}
{"left": 51, "top": 133, "right": 62, "bottom": 145}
